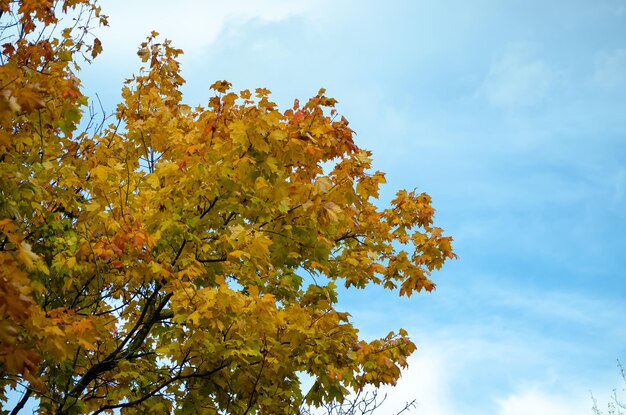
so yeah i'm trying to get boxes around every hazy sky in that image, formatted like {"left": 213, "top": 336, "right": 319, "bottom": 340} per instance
{"left": 74, "top": 1, "right": 626, "bottom": 413}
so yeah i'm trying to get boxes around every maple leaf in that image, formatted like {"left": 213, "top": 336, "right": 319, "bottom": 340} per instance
{"left": 2, "top": 42, "right": 15, "bottom": 56}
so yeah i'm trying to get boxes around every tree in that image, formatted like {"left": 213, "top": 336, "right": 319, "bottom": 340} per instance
{"left": 0, "top": 1, "right": 455, "bottom": 413}
{"left": 592, "top": 361, "right": 626, "bottom": 415}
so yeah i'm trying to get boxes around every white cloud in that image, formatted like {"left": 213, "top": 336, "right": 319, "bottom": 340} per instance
{"left": 496, "top": 388, "right": 591, "bottom": 415}
{"left": 364, "top": 326, "right": 603, "bottom": 415}
{"left": 347, "top": 274, "right": 626, "bottom": 415}
{"left": 298, "top": 344, "right": 454, "bottom": 415}
{"left": 480, "top": 44, "right": 554, "bottom": 108}
{"left": 96, "top": 0, "right": 313, "bottom": 57}
{"left": 374, "top": 345, "right": 454, "bottom": 415}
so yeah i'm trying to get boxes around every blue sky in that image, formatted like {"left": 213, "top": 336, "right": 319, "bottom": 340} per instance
{"left": 76, "top": 1, "right": 626, "bottom": 413}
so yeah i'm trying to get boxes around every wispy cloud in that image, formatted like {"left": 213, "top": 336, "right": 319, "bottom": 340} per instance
{"left": 496, "top": 388, "right": 591, "bottom": 415}
{"left": 594, "top": 48, "right": 626, "bottom": 89}
{"left": 480, "top": 43, "right": 555, "bottom": 108}
{"left": 610, "top": 167, "right": 626, "bottom": 209}
{"left": 477, "top": 282, "right": 626, "bottom": 336}
{"left": 96, "top": 0, "right": 313, "bottom": 57}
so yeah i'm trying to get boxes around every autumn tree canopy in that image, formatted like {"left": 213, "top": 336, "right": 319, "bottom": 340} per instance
{"left": 0, "top": 1, "right": 455, "bottom": 413}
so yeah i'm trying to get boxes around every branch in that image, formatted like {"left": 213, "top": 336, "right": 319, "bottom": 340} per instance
{"left": 243, "top": 351, "right": 267, "bottom": 415}
{"left": 91, "top": 362, "right": 230, "bottom": 414}
{"left": 58, "top": 287, "right": 172, "bottom": 414}
{"left": 199, "top": 196, "right": 219, "bottom": 219}
{"left": 9, "top": 388, "right": 32, "bottom": 415}
{"left": 195, "top": 253, "right": 227, "bottom": 263}
{"left": 172, "top": 239, "right": 187, "bottom": 266}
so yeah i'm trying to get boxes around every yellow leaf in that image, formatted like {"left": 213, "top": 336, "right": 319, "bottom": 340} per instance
{"left": 228, "top": 250, "right": 247, "bottom": 259}
{"left": 66, "top": 256, "right": 77, "bottom": 269}
{"left": 248, "top": 285, "right": 259, "bottom": 297}
{"left": 44, "top": 326, "right": 65, "bottom": 337}
{"left": 77, "top": 337, "right": 96, "bottom": 351}
{"left": 17, "top": 242, "right": 38, "bottom": 269}
{"left": 146, "top": 174, "right": 160, "bottom": 189}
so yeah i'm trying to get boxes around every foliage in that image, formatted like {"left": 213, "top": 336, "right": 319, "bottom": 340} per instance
{"left": 592, "top": 361, "right": 626, "bottom": 415}
{"left": 0, "top": 1, "right": 455, "bottom": 413}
